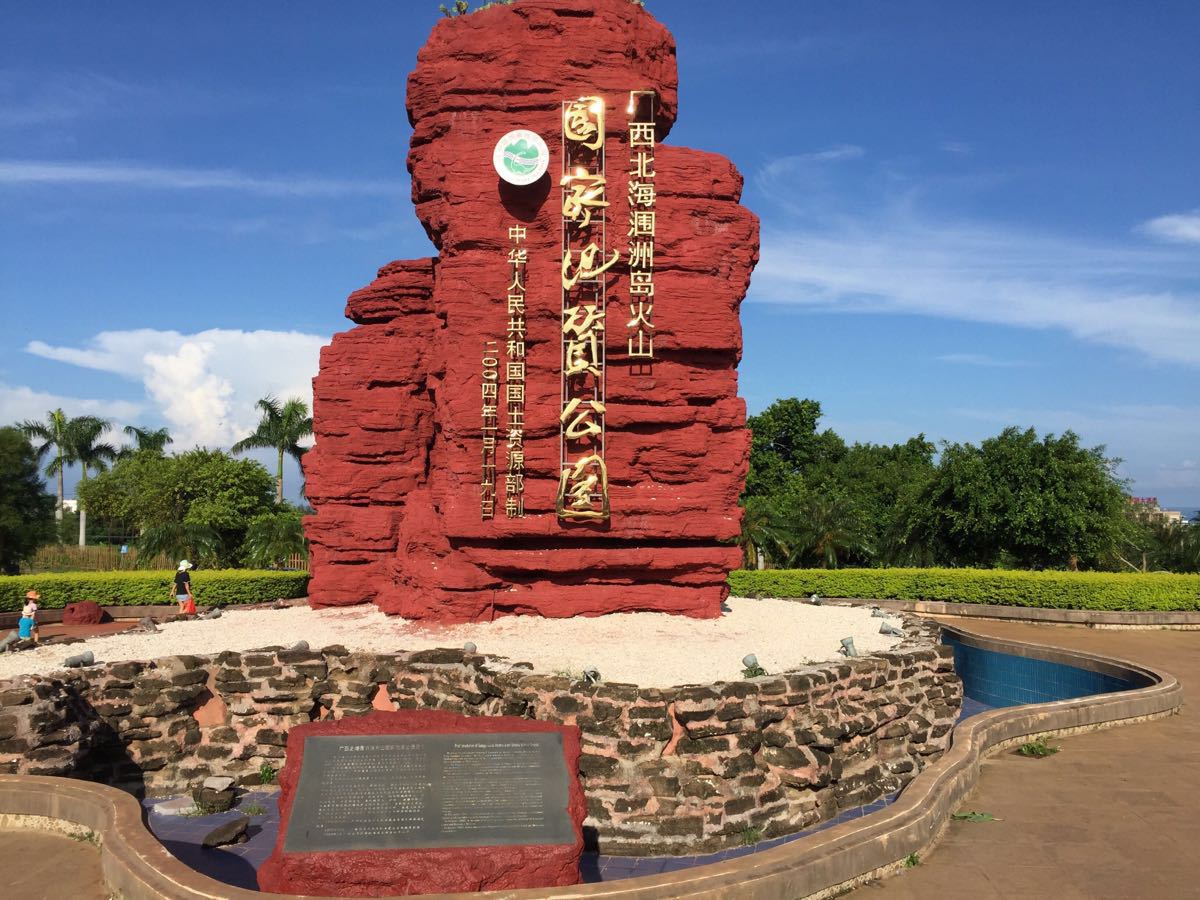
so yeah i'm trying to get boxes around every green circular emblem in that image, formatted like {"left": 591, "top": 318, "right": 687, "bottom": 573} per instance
{"left": 493, "top": 129, "right": 549, "bottom": 186}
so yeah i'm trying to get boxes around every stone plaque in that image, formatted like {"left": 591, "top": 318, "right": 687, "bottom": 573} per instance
{"left": 284, "top": 732, "right": 575, "bottom": 852}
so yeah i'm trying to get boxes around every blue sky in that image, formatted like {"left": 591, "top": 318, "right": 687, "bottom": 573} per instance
{"left": 1, "top": 1, "right": 1198, "bottom": 506}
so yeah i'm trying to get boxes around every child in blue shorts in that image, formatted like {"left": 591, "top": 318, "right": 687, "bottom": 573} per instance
{"left": 18, "top": 590, "right": 40, "bottom": 643}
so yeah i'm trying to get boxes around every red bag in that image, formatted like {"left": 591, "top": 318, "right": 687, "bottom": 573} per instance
{"left": 182, "top": 597, "right": 196, "bottom": 616}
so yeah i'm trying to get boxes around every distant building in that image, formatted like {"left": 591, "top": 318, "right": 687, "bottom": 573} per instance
{"left": 61, "top": 499, "right": 79, "bottom": 514}
{"left": 1129, "top": 497, "right": 1185, "bottom": 526}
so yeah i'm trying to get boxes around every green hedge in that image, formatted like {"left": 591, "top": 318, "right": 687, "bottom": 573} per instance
{"left": 728, "top": 568, "right": 1200, "bottom": 612}
{"left": 0, "top": 570, "right": 309, "bottom": 613}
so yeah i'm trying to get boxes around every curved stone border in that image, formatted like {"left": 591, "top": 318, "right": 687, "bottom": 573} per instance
{"left": 820, "top": 597, "right": 1200, "bottom": 629}
{"left": 0, "top": 623, "right": 1181, "bottom": 900}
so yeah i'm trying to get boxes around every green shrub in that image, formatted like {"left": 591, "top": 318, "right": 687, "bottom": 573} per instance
{"left": 728, "top": 568, "right": 1200, "bottom": 612}
{"left": 0, "top": 570, "right": 309, "bottom": 612}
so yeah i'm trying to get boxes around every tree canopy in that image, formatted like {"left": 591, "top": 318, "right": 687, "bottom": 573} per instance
{"left": 78, "top": 448, "right": 276, "bottom": 566}
{"left": 743, "top": 399, "right": 1151, "bottom": 572}
{"left": 0, "top": 427, "right": 55, "bottom": 574}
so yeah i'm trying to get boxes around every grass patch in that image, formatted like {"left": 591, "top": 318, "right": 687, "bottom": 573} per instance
{"left": 259, "top": 762, "right": 279, "bottom": 784}
{"left": 739, "top": 826, "right": 763, "bottom": 846}
{"left": 903, "top": 852, "right": 920, "bottom": 868}
{"left": 240, "top": 803, "right": 267, "bottom": 816}
{"left": 1017, "top": 738, "right": 1060, "bottom": 758}
{"left": 951, "top": 811, "right": 998, "bottom": 822}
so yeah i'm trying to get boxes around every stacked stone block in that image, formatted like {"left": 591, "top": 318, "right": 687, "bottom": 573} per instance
{"left": 0, "top": 620, "right": 959, "bottom": 854}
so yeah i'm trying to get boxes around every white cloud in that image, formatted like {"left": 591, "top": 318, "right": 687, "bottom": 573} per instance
{"left": 752, "top": 174, "right": 1200, "bottom": 366}
{"left": 939, "top": 141, "right": 972, "bottom": 155}
{"left": 936, "top": 353, "right": 1032, "bottom": 368}
{"left": 758, "top": 144, "right": 864, "bottom": 182}
{"left": 1139, "top": 210, "right": 1200, "bottom": 245}
{"left": 0, "top": 382, "right": 143, "bottom": 426}
{"left": 0, "top": 159, "right": 402, "bottom": 198}
{"left": 27, "top": 329, "right": 326, "bottom": 448}
{"left": 0, "top": 70, "right": 151, "bottom": 128}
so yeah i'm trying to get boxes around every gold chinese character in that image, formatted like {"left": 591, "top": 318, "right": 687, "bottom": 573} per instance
{"left": 506, "top": 361, "right": 525, "bottom": 381}
{"left": 628, "top": 329, "right": 654, "bottom": 358}
{"left": 564, "top": 96, "right": 605, "bottom": 150}
{"left": 507, "top": 293, "right": 525, "bottom": 314}
{"left": 561, "top": 172, "right": 609, "bottom": 229}
{"left": 629, "top": 151, "right": 655, "bottom": 179}
{"left": 508, "top": 247, "right": 527, "bottom": 265}
{"left": 561, "top": 397, "right": 605, "bottom": 440}
{"left": 629, "top": 121, "right": 656, "bottom": 147}
{"left": 508, "top": 225, "right": 527, "bottom": 242}
{"left": 627, "top": 299, "right": 654, "bottom": 329}
{"left": 629, "top": 210, "right": 656, "bottom": 238}
{"left": 504, "top": 496, "right": 523, "bottom": 518}
{"left": 556, "top": 453, "right": 610, "bottom": 522}
{"left": 508, "top": 266, "right": 525, "bottom": 292}
{"left": 629, "top": 271, "right": 655, "bottom": 297}
{"left": 508, "top": 450, "right": 525, "bottom": 469}
{"left": 507, "top": 339, "right": 526, "bottom": 358}
{"left": 628, "top": 180, "right": 656, "bottom": 207}
{"left": 563, "top": 303, "right": 605, "bottom": 377}
{"left": 481, "top": 381, "right": 498, "bottom": 398}
{"left": 628, "top": 240, "right": 654, "bottom": 269}
{"left": 507, "top": 427, "right": 524, "bottom": 445}
{"left": 506, "top": 383, "right": 525, "bottom": 404}
{"left": 507, "top": 317, "right": 526, "bottom": 339}
{"left": 562, "top": 243, "right": 620, "bottom": 289}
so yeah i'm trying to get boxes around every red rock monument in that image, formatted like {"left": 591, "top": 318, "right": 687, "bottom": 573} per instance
{"left": 304, "top": 0, "right": 759, "bottom": 622}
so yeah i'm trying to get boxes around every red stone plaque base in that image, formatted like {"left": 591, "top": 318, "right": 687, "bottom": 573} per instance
{"left": 257, "top": 711, "right": 584, "bottom": 896}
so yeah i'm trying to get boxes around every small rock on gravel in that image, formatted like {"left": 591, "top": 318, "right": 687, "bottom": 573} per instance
{"left": 202, "top": 815, "right": 250, "bottom": 847}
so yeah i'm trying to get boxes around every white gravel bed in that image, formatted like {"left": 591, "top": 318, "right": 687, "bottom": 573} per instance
{"left": 0, "top": 598, "right": 904, "bottom": 687}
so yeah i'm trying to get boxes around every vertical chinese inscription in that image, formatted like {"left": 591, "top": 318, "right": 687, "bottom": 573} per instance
{"left": 626, "top": 90, "right": 657, "bottom": 362}
{"left": 558, "top": 96, "right": 616, "bottom": 523}
{"left": 504, "top": 225, "right": 527, "bottom": 518}
{"left": 480, "top": 342, "right": 499, "bottom": 519}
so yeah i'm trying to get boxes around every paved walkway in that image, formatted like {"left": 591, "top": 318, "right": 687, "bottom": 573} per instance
{"left": 0, "top": 829, "right": 107, "bottom": 900}
{"left": 856, "top": 620, "right": 1200, "bottom": 899}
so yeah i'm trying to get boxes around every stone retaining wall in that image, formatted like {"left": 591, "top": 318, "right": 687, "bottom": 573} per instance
{"left": 0, "top": 619, "right": 959, "bottom": 855}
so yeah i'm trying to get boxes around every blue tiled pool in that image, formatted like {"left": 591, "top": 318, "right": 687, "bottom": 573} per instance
{"left": 145, "top": 627, "right": 1147, "bottom": 889}
{"left": 943, "top": 629, "right": 1142, "bottom": 712}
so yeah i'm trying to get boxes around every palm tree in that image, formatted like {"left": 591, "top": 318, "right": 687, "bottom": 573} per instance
{"left": 137, "top": 521, "right": 221, "bottom": 565}
{"left": 242, "top": 509, "right": 307, "bottom": 568}
{"left": 121, "top": 425, "right": 173, "bottom": 457}
{"left": 231, "top": 396, "right": 313, "bottom": 503}
{"left": 789, "top": 491, "right": 873, "bottom": 569}
{"left": 19, "top": 408, "right": 71, "bottom": 531}
{"left": 69, "top": 417, "right": 117, "bottom": 547}
{"left": 738, "top": 496, "right": 797, "bottom": 570}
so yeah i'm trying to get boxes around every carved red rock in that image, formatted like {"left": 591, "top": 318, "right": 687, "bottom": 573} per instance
{"left": 303, "top": 0, "right": 759, "bottom": 621}
{"left": 257, "top": 710, "right": 584, "bottom": 896}
{"left": 61, "top": 600, "right": 105, "bottom": 626}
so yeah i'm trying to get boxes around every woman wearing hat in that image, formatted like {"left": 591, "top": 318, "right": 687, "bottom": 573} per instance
{"left": 18, "top": 590, "right": 39, "bottom": 644}
{"left": 173, "top": 561, "right": 196, "bottom": 615}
